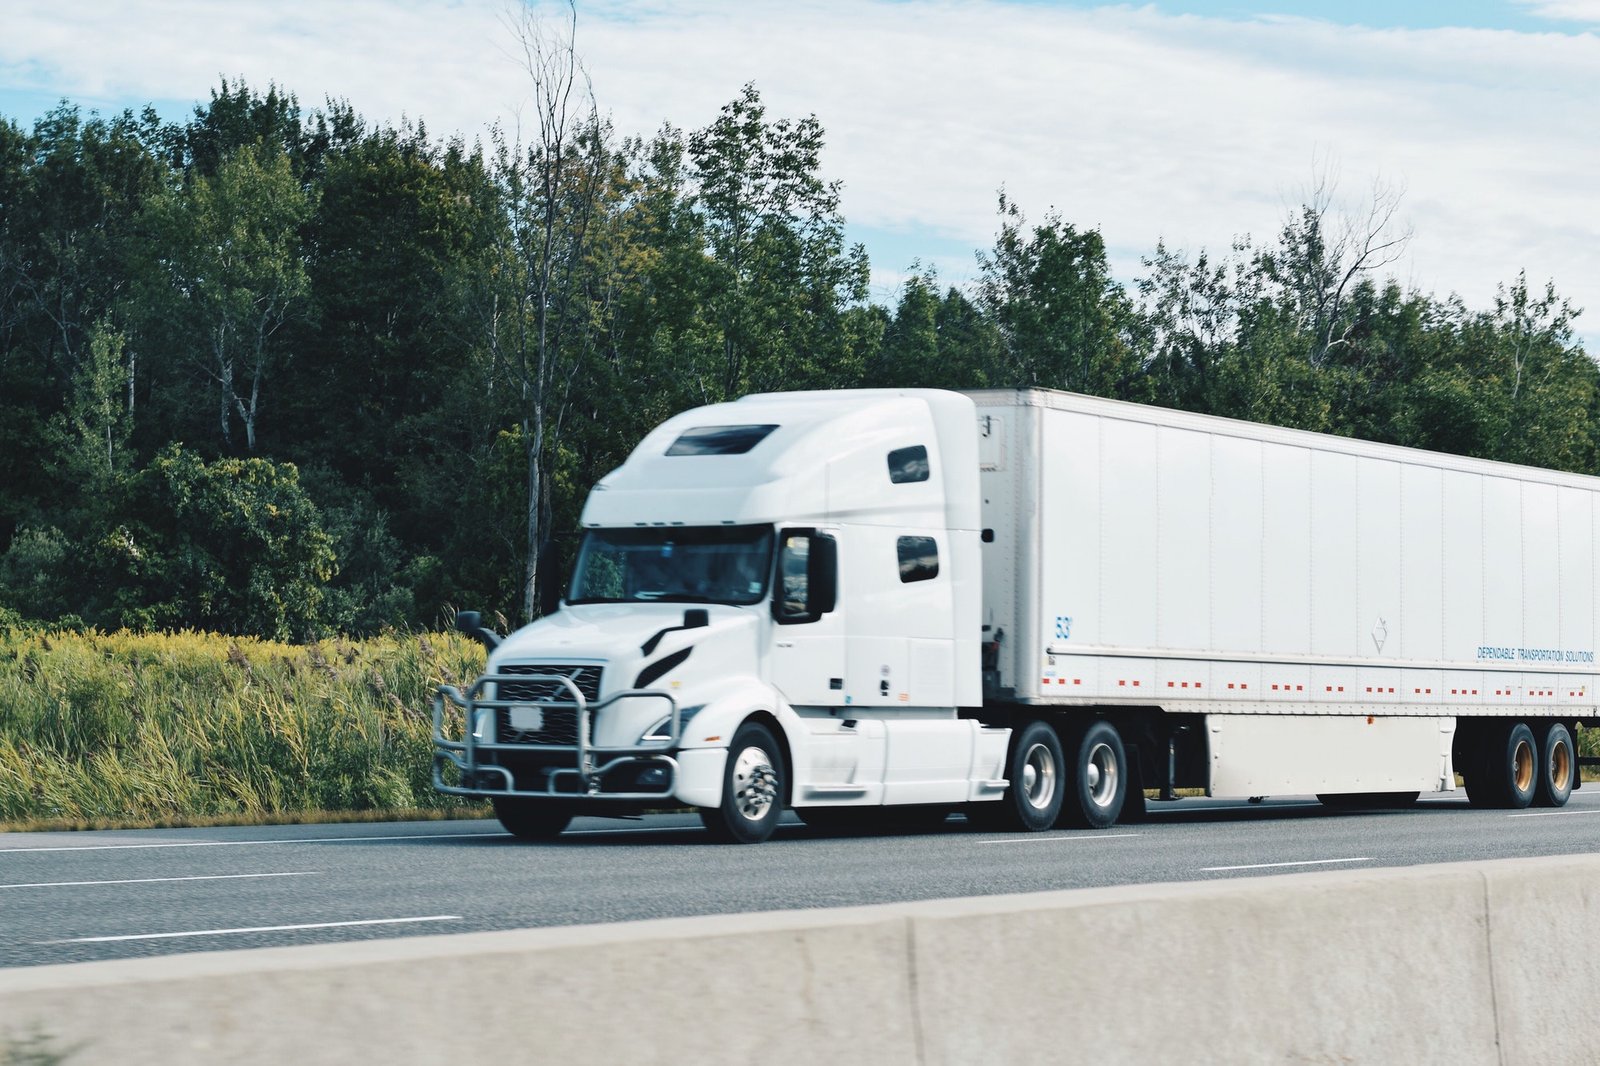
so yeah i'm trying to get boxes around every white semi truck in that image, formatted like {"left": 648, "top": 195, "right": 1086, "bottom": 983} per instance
{"left": 434, "top": 388, "right": 1592, "bottom": 842}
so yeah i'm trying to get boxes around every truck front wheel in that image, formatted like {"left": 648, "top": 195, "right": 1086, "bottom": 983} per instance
{"left": 699, "top": 722, "right": 785, "bottom": 844}
{"left": 492, "top": 797, "right": 573, "bottom": 840}
{"left": 1060, "top": 720, "right": 1127, "bottom": 829}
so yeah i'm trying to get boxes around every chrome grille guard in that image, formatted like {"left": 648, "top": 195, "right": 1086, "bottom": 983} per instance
{"left": 432, "top": 672, "right": 680, "bottom": 800}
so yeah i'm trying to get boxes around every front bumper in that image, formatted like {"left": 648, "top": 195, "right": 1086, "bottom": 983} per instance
{"left": 432, "top": 673, "right": 681, "bottom": 802}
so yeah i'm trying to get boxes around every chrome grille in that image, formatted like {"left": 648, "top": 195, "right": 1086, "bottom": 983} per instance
{"left": 494, "top": 664, "right": 602, "bottom": 745}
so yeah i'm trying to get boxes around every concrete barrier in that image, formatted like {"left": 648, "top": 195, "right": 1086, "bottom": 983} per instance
{"left": 3, "top": 853, "right": 1597, "bottom": 1064}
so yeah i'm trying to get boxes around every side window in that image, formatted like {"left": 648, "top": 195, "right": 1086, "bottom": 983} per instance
{"left": 897, "top": 536, "right": 938, "bottom": 583}
{"left": 888, "top": 445, "right": 929, "bottom": 484}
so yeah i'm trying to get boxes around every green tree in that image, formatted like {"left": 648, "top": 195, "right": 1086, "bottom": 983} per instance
{"left": 978, "top": 194, "right": 1144, "bottom": 398}
{"left": 52, "top": 319, "right": 133, "bottom": 487}
{"left": 141, "top": 143, "right": 313, "bottom": 452}
{"left": 863, "top": 268, "right": 997, "bottom": 391}
{"left": 106, "top": 446, "right": 336, "bottom": 638}
{"left": 687, "top": 83, "right": 871, "bottom": 398}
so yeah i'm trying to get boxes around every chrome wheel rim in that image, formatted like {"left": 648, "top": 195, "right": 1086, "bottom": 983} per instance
{"left": 1021, "top": 742, "right": 1058, "bottom": 811}
{"left": 1086, "top": 741, "right": 1119, "bottom": 809}
{"left": 731, "top": 745, "right": 778, "bottom": 822}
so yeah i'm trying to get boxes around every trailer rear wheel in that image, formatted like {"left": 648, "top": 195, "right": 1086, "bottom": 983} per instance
{"left": 699, "top": 722, "right": 785, "bottom": 844}
{"left": 491, "top": 797, "right": 573, "bottom": 840}
{"left": 1535, "top": 722, "right": 1575, "bottom": 808}
{"left": 1484, "top": 721, "right": 1538, "bottom": 810}
{"left": 1059, "top": 720, "right": 1127, "bottom": 829}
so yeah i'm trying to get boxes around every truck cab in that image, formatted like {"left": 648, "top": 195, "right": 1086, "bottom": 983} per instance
{"left": 434, "top": 389, "right": 1013, "bottom": 842}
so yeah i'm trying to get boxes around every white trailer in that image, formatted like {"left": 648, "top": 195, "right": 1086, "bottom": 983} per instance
{"left": 434, "top": 388, "right": 1591, "bottom": 841}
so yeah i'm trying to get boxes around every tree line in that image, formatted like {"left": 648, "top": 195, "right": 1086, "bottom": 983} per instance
{"left": 0, "top": 66, "right": 1589, "bottom": 640}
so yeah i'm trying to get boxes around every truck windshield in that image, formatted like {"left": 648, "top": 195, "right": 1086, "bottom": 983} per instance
{"left": 567, "top": 525, "right": 774, "bottom": 606}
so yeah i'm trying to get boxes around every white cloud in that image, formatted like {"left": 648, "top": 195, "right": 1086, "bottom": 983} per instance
{"left": 1516, "top": 0, "right": 1600, "bottom": 24}
{"left": 3, "top": 0, "right": 1597, "bottom": 347}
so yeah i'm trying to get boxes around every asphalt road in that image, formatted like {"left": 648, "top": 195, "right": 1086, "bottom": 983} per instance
{"left": 4, "top": 787, "right": 1599, "bottom": 970}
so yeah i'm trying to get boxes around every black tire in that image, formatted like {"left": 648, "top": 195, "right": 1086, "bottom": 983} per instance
{"left": 1535, "top": 722, "right": 1575, "bottom": 808}
{"left": 967, "top": 720, "right": 1065, "bottom": 832}
{"left": 491, "top": 796, "right": 573, "bottom": 840}
{"left": 1059, "top": 719, "right": 1127, "bottom": 829}
{"left": 1486, "top": 721, "right": 1538, "bottom": 810}
{"left": 699, "top": 721, "right": 784, "bottom": 844}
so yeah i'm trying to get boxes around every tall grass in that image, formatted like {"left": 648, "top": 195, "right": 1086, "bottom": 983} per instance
{"left": 0, "top": 626, "right": 486, "bottom": 827}
{"left": 3, "top": 624, "right": 1597, "bottom": 828}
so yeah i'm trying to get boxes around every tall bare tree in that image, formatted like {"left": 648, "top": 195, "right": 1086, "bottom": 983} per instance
{"left": 1260, "top": 170, "right": 1413, "bottom": 366}
{"left": 493, "top": 1, "right": 608, "bottom": 623}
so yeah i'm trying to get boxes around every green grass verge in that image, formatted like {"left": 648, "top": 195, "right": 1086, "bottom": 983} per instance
{"left": 0, "top": 626, "right": 487, "bottom": 827}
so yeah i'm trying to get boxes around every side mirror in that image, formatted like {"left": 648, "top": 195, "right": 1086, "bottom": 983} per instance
{"left": 807, "top": 534, "right": 837, "bottom": 615}
{"left": 454, "top": 610, "right": 503, "bottom": 650}
{"left": 773, "top": 530, "right": 838, "bottom": 625}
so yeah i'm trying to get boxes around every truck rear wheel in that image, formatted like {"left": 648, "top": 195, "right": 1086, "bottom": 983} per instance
{"left": 966, "top": 720, "right": 1064, "bottom": 832}
{"left": 699, "top": 722, "right": 785, "bottom": 844}
{"left": 1535, "top": 722, "right": 1575, "bottom": 807}
{"left": 1060, "top": 720, "right": 1127, "bottom": 829}
{"left": 491, "top": 797, "right": 573, "bottom": 840}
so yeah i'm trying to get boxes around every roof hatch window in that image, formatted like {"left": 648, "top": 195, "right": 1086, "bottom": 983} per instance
{"left": 666, "top": 424, "right": 779, "bottom": 456}
{"left": 888, "top": 445, "right": 930, "bottom": 484}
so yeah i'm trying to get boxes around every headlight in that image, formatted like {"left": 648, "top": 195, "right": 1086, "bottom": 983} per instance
{"left": 641, "top": 704, "right": 703, "bottom": 742}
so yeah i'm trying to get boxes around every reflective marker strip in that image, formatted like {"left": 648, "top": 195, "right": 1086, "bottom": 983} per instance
{"left": 40, "top": 915, "right": 462, "bottom": 944}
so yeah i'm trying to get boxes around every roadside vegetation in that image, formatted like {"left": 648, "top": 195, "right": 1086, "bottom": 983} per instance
{"left": 0, "top": 625, "right": 486, "bottom": 828}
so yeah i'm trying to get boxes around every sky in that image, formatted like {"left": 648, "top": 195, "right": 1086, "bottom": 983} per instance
{"left": 2, "top": 0, "right": 1597, "bottom": 350}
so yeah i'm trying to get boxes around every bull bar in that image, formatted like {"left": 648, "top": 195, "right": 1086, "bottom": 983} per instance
{"left": 433, "top": 672, "right": 681, "bottom": 801}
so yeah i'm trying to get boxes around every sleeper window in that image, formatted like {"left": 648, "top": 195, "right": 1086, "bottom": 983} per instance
{"left": 897, "top": 536, "right": 939, "bottom": 583}
{"left": 888, "top": 445, "right": 930, "bottom": 484}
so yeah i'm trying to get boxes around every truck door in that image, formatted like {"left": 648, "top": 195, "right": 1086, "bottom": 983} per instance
{"left": 767, "top": 529, "right": 847, "bottom": 708}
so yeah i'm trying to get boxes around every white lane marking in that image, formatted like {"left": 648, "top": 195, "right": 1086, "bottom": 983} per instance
{"left": 1508, "top": 808, "right": 1600, "bottom": 818}
{"left": 1202, "top": 857, "right": 1372, "bottom": 872}
{"left": 978, "top": 833, "right": 1141, "bottom": 845}
{"left": 0, "top": 831, "right": 494, "bottom": 854}
{"left": 1, "top": 871, "right": 316, "bottom": 890}
{"left": 39, "top": 915, "right": 462, "bottom": 945}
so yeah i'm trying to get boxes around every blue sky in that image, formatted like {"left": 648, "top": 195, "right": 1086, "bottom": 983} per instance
{"left": 3, "top": 1, "right": 1597, "bottom": 348}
